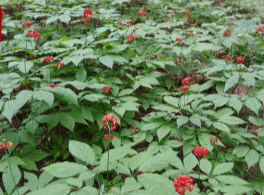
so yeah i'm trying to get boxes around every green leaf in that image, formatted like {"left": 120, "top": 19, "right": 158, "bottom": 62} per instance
{"left": 83, "top": 94, "right": 106, "bottom": 102}
{"left": 118, "top": 89, "right": 134, "bottom": 97}
{"left": 215, "top": 175, "right": 248, "bottom": 185}
{"left": 165, "top": 77, "right": 173, "bottom": 89}
{"left": 33, "top": 90, "right": 54, "bottom": 108}
{"left": 3, "top": 163, "right": 21, "bottom": 194}
{"left": 259, "top": 156, "right": 264, "bottom": 174}
{"left": 2, "top": 90, "right": 33, "bottom": 123}
{"left": 245, "top": 97, "right": 261, "bottom": 115}
{"left": 233, "top": 146, "right": 249, "bottom": 158}
{"left": 69, "top": 140, "right": 95, "bottom": 165}
{"left": 177, "top": 116, "right": 189, "bottom": 127}
{"left": 59, "top": 15, "right": 71, "bottom": 24}
{"left": 245, "top": 149, "right": 259, "bottom": 167}
{"left": 137, "top": 173, "right": 175, "bottom": 194}
{"left": 190, "top": 116, "right": 201, "bottom": 127}
{"left": 138, "top": 151, "right": 175, "bottom": 172}
{"left": 76, "top": 67, "right": 87, "bottom": 82}
{"left": 72, "top": 186, "right": 98, "bottom": 195}
{"left": 99, "top": 55, "right": 113, "bottom": 69}
{"left": 121, "top": 177, "right": 142, "bottom": 194}
{"left": 224, "top": 73, "right": 239, "bottom": 92}
{"left": 164, "top": 96, "right": 179, "bottom": 108}
{"left": 30, "top": 184, "right": 71, "bottom": 195}
{"left": 213, "top": 162, "right": 234, "bottom": 175}
{"left": 157, "top": 125, "right": 170, "bottom": 142}
{"left": 71, "top": 55, "right": 84, "bottom": 67}
{"left": 200, "top": 159, "right": 212, "bottom": 174}
{"left": 60, "top": 113, "right": 75, "bottom": 132}
{"left": 43, "top": 162, "right": 87, "bottom": 178}
{"left": 249, "top": 116, "right": 264, "bottom": 126}
{"left": 22, "top": 149, "right": 49, "bottom": 161}
{"left": 24, "top": 171, "right": 38, "bottom": 191}
{"left": 198, "top": 133, "right": 213, "bottom": 151}
{"left": 184, "top": 153, "right": 198, "bottom": 171}
{"left": 99, "top": 146, "right": 137, "bottom": 172}
{"left": 221, "top": 185, "right": 253, "bottom": 195}
{"left": 213, "top": 122, "right": 230, "bottom": 134}
{"left": 17, "top": 60, "right": 34, "bottom": 73}
{"left": 228, "top": 97, "right": 242, "bottom": 113}
{"left": 215, "top": 108, "right": 234, "bottom": 118}
{"left": 46, "top": 87, "right": 79, "bottom": 106}
{"left": 46, "top": 16, "right": 58, "bottom": 25}
{"left": 218, "top": 116, "right": 245, "bottom": 125}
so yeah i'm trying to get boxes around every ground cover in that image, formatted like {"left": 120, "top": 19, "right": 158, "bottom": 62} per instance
{"left": 0, "top": 0, "right": 264, "bottom": 194}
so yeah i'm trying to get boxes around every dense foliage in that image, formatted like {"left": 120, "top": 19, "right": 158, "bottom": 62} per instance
{"left": 0, "top": 0, "right": 264, "bottom": 194}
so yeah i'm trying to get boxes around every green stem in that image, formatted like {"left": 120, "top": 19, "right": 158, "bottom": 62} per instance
{"left": 106, "top": 144, "right": 109, "bottom": 193}
{"left": 198, "top": 160, "right": 201, "bottom": 185}
{"left": 106, "top": 122, "right": 111, "bottom": 193}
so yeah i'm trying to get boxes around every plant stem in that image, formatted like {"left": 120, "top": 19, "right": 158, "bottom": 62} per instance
{"left": 198, "top": 159, "right": 201, "bottom": 186}
{"left": 106, "top": 144, "right": 109, "bottom": 193}
{"left": 106, "top": 122, "right": 111, "bottom": 193}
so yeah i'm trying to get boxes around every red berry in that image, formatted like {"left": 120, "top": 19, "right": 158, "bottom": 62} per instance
{"left": 189, "top": 185, "right": 194, "bottom": 191}
{"left": 104, "top": 134, "right": 108, "bottom": 140}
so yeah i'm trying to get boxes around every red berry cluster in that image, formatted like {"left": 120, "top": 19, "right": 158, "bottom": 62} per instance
{"left": 138, "top": 8, "right": 146, "bottom": 16}
{"left": 54, "top": 62, "right": 64, "bottom": 68}
{"left": 182, "top": 77, "right": 195, "bottom": 85}
{"left": 236, "top": 56, "right": 245, "bottom": 64}
{"left": 225, "top": 55, "right": 232, "bottom": 61}
{"left": 101, "top": 114, "right": 118, "bottom": 131}
{"left": 180, "top": 85, "right": 189, "bottom": 91}
{"left": 131, "top": 125, "right": 137, "bottom": 132}
{"left": 256, "top": 26, "right": 263, "bottom": 32}
{"left": 22, "top": 21, "right": 32, "bottom": 28}
{"left": 43, "top": 56, "right": 54, "bottom": 63}
{"left": 180, "top": 77, "right": 196, "bottom": 92}
{"left": 173, "top": 175, "right": 194, "bottom": 194}
{"left": 0, "top": 141, "right": 14, "bottom": 150}
{"left": 82, "top": 8, "right": 92, "bottom": 25}
{"left": 226, "top": 23, "right": 231, "bottom": 27}
{"left": 126, "top": 34, "right": 136, "bottom": 42}
{"left": 104, "top": 134, "right": 113, "bottom": 140}
{"left": 46, "top": 83, "right": 57, "bottom": 87}
{"left": 83, "top": 8, "right": 92, "bottom": 15}
{"left": 101, "top": 85, "right": 111, "bottom": 94}
{"left": 210, "top": 136, "right": 218, "bottom": 144}
{"left": 118, "top": 21, "right": 123, "bottom": 26}
{"left": 176, "top": 38, "right": 182, "bottom": 43}
{"left": 224, "top": 29, "right": 231, "bottom": 37}
{"left": 164, "top": 19, "right": 169, "bottom": 22}
{"left": 193, "top": 146, "right": 208, "bottom": 158}
{"left": 27, "top": 29, "right": 41, "bottom": 41}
